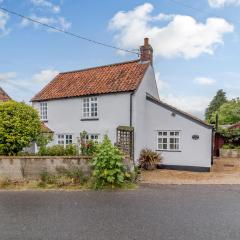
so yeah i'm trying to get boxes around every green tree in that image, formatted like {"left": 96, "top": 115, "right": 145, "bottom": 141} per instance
{"left": 205, "top": 89, "right": 227, "bottom": 122}
{"left": 211, "top": 98, "right": 240, "bottom": 125}
{"left": 0, "top": 101, "right": 41, "bottom": 155}
{"left": 91, "top": 135, "right": 126, "bottom": 189}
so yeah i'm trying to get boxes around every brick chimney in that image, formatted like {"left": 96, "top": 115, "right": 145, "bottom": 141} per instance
{"left": 140, "top": 38, "right": 153, "bottom": 65}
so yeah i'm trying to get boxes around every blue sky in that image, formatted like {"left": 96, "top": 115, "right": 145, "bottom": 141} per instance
{"left": 0, "top": 0, "right": 240, "bottom": 118}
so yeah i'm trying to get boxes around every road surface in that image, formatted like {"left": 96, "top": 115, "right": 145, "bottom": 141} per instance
{"left": 1, "top": 185, "right": 240, "bottom": 240}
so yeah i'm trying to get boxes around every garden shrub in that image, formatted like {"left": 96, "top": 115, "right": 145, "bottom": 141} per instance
{"left": 139, "top": 148, "right": 162, "bottom": 170}
{"left": 38, "top": 144, "right": 78, "bottom": 156}
{"left": 65, "top": 144, "right": 78, "bottom": 156}
{"left": 91, "top": 135, "right": 126, "bottom": 189}
{"left": 0, "top": 101, "right": 41, "bottom": 155}
{"left": 80, "top": 131, "right": 98, "bottom": 156}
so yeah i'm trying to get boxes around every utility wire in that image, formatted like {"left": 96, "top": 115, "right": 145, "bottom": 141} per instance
{"left": 0, "top": 6, "right": 139, "bottom": 55}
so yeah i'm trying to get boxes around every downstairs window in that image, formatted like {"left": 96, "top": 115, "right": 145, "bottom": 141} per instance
{"left": 157, "top": 131, "right": 180, "bottom": 151}
{"left": 57, "top": 134, "right": 73, "bottom": 147}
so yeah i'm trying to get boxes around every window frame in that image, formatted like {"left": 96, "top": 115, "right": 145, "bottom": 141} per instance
{"left": 57, "top": 134, "right": 73, "bottom": 148}
{"left": 83, "top": 133, "right": 99, "bottom": 143}
{"left": 40, "top": 102, "right": 48, "bottom": 121}
{"left": 82, "top": 97, "right": 98, "bottom": 119}
{"left": 157, "top": 130, "right": 181, "bottom": 152}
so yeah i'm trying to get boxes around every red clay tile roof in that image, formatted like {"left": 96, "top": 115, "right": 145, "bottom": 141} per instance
{"left": 31, "top": 60, "right": 150, "bottom": 102}
{"left": 0, "top": 87, "right": 11, "bottom": 102}
{"left": 41, "top": 122, "right": 53, "bottom": 133}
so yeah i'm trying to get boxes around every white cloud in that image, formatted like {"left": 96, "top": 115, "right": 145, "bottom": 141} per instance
{"left": 31, "top": 0, "right": 61, "bottom": 13}
{"left": 109, "top": 3, "right": 234, "bottom": 59}
{"left": 155, "top": 72, "right": 170, "bottom": 91}
{"left": 32, "top": 69, "right": 59, "bottom": 83}
{"left": 0, "top": 11, "right": 10, "bottom": 37}
{"left": 194, "top": 77, "right": 216, "bottom": 85}
{"left": 209, "top": 0, "right": 240, "bottom": 8}
{"left": 21, "top": 14, "right": 71, "bottom": 31}
{"left": 161, "top": 94, "right": 210, "bottom": 114}
{"left": 0, "top": 72, "right": 16, "bottom": 82}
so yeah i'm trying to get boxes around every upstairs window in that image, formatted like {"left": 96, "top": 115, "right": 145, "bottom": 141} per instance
{"left": 40, "top": 102, "right": 48, "bottom": 121}
{"left": 57, "top": 134, "right": 73, "bottom": 147}
{"left": 157, "top": 131, "right": 180, "bottom": 151}
{"left": 83, "top": 97, "right": 98, "bottom": 119}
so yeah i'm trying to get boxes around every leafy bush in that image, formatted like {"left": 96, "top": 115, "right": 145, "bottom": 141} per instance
{"left": 80, "top": 131, "right": 98, "bottom": 156}
{"left": 0, "top": 101, "right": 41, "bottom": 155}
{"left": 139, "top": 149, "right": 162, "bottom": 170}
{"left": 38, "top": 144, "right": 78, "bottom": 156}
{"left": 91, "top": 135, "right": 126, "bottom": 189}
{"left": 222, "top": 144, "right": 240, "bottom": 150}
{"left": 36, "top": 133, "right": 53, "bottom": 156}
{"left": 218, "top": 127, "right": 240, "bottom": 146}
{"left": 65, "top": 144, "right": 78, "bottom": 156}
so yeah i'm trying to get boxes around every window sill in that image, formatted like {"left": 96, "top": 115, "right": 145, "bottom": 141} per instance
{"left": 41, "top": 120, "right": 48, "bottom": 123}
{"left": 156, "top": 150, "right": 182, "bottom": 152}
{"left": 81, "top": 118, "right": 99, "bottom": 121}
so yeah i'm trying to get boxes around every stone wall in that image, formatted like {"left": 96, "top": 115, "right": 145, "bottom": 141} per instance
{"left": 0, "top": 155, "right": 135, "bottom": 180}
{"left": 0, "top": 156, "right": 91, "bottom": 180}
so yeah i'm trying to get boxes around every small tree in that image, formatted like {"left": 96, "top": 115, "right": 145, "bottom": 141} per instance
{"left": 211, "top": 98, "right": 240, "bottom": 125}
{"left": 0, "top": 101, "right": 41, "bottom": 155}
{"left": 91, "top": 135, "right": 126, "bottom": 189}
{"left": 205, "top": 89, "right": 227, "bottom": 123}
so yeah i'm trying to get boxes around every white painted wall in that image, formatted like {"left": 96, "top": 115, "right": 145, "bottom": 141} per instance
{"left": 132, "top": 65, "right": 159, "bottom": 162}
{"left": 33, "top": 92, "right": 131, "bottom": 145}
{"left": 145, "top": 100, "right": 212, "bottom": 168}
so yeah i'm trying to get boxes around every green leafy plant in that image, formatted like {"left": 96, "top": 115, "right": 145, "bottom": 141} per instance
{"left": 218, "top": 127, "right": 240, "bottom": 147}
{"left": 91, "top": 135, "right": 126, "bottom": 189}
{"left": 80, "top": 131, "right": 98, "bottom": 156}
{"left": 205, "top": 89, "right": 227, "bottom": 123}
{"left": 211, "top": 98, "right": 240, "bottom": 125}
{"left": 36, "top": 133, "right": 53, "bottom": 156}
{"left": 0, "top": 101, "right": 41, "bottom": 155}
{"left": 38, "top": 144, "right": 78, "bottom": 156}
{"left": 139, "top": 149, "right": 162, "bottom": 170}
{"left": 64, "top": 144, "right": 78, "bottom": 156}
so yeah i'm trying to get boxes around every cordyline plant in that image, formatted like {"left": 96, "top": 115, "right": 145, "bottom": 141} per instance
{"left": 139, "top": 148, "right": 162, "bottom": 170}
{"left": 91, "top": 135, "right": 126, "bottom": 189}
{"left": 0, "top": 101, "right": 41, "bottom": 156}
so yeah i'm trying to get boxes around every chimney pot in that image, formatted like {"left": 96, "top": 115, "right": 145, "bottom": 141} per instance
{"left": 144, "top": 37, "right": 149, "bottom": 46}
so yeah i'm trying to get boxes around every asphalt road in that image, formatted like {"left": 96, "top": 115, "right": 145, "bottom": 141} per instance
{"left": 1, "top": 185, "right": 240, "bottom": 240}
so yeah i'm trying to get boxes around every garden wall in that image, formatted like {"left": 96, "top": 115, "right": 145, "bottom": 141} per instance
{"left": 0, "top": 156, "right": 134, "bottom": 180}
{"left": 220, "top": 149, "right": 240, "bottom": 158}
{"left": 0, "top": 156, "right": 91, "bottom": 180}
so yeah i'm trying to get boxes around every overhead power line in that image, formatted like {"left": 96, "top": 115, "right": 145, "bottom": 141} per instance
{"left": 0, "top": 6, "right": 139, "bottom": 55}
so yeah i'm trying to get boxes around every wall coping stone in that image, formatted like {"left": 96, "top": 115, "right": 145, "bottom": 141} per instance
{"left": 0, "top": 156, "right": 92, "bottom": 160}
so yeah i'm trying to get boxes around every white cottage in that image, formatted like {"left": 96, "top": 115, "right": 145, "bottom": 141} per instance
{"left": 31, "top": 38, "right": 213, "bottom": 171}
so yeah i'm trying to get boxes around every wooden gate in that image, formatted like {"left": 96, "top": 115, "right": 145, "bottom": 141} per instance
{"left": 116, "top": 126, "right": 134, "bottom": 158}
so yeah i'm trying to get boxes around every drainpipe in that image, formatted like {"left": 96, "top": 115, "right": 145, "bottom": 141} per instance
{"left": 130, "top": 91, "right": 134, "bottom": 126}
{"left": 130, "top": 91, "right": 135, "bottom": 168}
